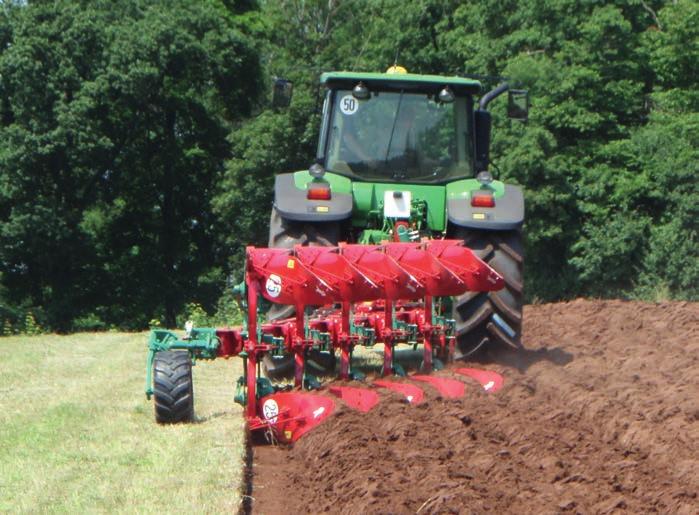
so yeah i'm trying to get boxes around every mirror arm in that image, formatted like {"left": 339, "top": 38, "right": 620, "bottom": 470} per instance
{"left": 479, "top": 82, "right": 509, "bottom": 110}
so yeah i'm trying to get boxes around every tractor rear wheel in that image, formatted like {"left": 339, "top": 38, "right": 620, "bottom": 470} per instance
{"left": 265, "top": 208, "right": 340, "bottom": 378}
{"left": 153, "top": 351, "right": 194, "bottom": 423}
{"left": 266, "top": 207, "right": 340, "bottom": 321}
{"left": 450, "top": 227, "right": 524, "bottom": 358}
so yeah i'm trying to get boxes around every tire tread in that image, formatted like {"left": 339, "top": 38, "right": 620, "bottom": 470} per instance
{"left": 450, "top": 228, "right": 524, "bottom": 356}
{"left": 153, "top": 351, "right": 194, "bottom": 423}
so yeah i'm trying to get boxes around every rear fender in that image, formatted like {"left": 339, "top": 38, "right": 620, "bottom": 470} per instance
{"left": 447, "top": 180, "right": 524, "bottom": 230}
{"left": 274, "top": 173, "right": 353, "bottom": 222}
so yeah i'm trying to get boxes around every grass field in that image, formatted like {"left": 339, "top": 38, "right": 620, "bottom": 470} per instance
{"left": 0, "top": 333, "right": 246, "bottom": 513}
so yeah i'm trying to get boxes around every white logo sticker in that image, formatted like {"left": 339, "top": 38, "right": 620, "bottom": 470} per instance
{"left": 265, "top": 274, "right": 282, "bottom": 298}
{"left": 483, "top": 380, "right": 495, "bottom": 391}
{"left": 340, "top": 94, "right": 359, "bottom": 115}
{"left": 262, "top": 399, "right": 279, "bottom": 423}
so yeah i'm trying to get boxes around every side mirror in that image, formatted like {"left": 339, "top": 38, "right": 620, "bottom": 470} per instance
{"left": 272, "top": 77, "right": 293, "bottom": 109}
{"left": 507, "top": 89, "right": 529, "bottom": 121}
{"left": 474, "top": 110, "right": 491, "bottom": 172}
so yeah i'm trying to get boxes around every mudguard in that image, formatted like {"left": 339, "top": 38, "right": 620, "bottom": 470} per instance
{"left": 273, "top": 173, "right": 353, "bottom": 222}
{"left": 447, "top": 184, "right": 524, "bottom": 230}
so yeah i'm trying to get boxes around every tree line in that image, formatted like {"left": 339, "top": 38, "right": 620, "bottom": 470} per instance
{"left": 0, "top": 0, "right": 696, "bottom": 333}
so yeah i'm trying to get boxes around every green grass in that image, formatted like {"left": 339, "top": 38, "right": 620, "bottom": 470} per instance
{"left": 0, "top": 333, "right": 246, "bottom": 513}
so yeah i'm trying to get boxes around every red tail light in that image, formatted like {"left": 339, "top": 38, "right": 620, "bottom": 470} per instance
{"left": 307, "top": 183, "right": 331, "bottom": 200}
{"left": 471, "top": 193, "right": 495, "bottom": 208}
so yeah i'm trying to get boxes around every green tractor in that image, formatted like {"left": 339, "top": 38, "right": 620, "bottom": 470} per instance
{"left": 265, "top": 67, "right": 528, "bottom": 374}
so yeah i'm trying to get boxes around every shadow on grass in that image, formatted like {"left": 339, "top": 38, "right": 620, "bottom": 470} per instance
{"left": 191, "top": 410, "right": 232, "bottom": 424}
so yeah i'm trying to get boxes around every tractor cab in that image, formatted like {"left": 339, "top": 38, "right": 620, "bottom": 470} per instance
{"left": 268, "top": 67, "right": 528, "bottom": 358}
{"left": 271, "top": 68, "right": 527, "bottom": 237}
{"left": 317, "top": 70, "right": 480, "bottom": 184}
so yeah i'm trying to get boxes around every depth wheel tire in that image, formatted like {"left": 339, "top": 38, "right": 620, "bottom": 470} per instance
{"left": 450, "top": 228, "right": 524, "bottom": 358}
{"left": 153, "top": 351, "right": 194, "bottom": 423}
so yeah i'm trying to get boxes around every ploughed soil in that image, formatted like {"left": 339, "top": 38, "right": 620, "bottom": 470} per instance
{"left": 247, "top": 300, "right": 699, "bottom": 514}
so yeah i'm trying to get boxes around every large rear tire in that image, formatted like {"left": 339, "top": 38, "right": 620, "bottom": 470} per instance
{"left": 266, "top": 208, "right": 340, "bottom": 321}
{"left": 153, "top": 351, "right": 194, "bottom": 423}
{"left": 268, "top": 207, "right": 340, "bottom": 249}
{"left": 450, "top": 227, "right": 524, "bottom": 358}
{"left": 265, "top": 208, "right": 340, "bottom": 378}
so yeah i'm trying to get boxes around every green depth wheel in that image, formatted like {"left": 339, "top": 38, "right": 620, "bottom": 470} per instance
{"left": 152, "top": 350, "right": 194, "bottom": 423}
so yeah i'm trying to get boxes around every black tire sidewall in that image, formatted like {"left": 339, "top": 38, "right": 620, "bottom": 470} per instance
{"left": 449, "top": 226, "right": 524, "bottom": 356}
{"left": 152, "top": 350, "right": 194, "bottom": 423}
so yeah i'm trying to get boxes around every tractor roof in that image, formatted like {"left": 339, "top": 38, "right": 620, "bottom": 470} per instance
{"left": 320, "top": 71, "right": 482, "bottom": 95}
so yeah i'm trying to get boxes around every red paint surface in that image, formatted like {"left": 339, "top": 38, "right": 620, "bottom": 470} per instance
{"left": 454, "top": 368, "right": 505, "bottom": 393}
{"left": 245, "top": 241, "right": 503, "bottom": 306}
{"left": 410, "top": 375, "right": 465, "bottom": 398}
{"left": 328, "top": 386, "right": 380, "bottom": 412}
{"left": 215, "top": 328, "right": 244, "bottom": 356}
{"left": 373, "top": 379, "right": 425, "bottom": 404}
{"left": 255, "top": 392, "right": 335, "bottom": 443}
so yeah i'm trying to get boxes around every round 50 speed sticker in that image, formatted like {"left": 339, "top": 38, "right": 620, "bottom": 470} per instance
{"left": 340, "top": 94, "right": 359, "bottom": 115}
{"left": 262, "top": 398, "right": 279, "bottom": 423}
{"left": 265, "top": 273, "right": 282, "bottom": 298}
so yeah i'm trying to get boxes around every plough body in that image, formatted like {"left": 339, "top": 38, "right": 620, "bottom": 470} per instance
{"left": 146, "top": 240, "right": 505, "bottom": 442}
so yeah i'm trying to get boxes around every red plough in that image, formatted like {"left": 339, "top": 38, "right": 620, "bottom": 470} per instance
{"left": 411, "top": 375, "right": 466, "bottom": 398}
{"left": 147, "top": 240, "right": 507, "bottom": 443}
{"left": 374, "top": 379, "right": 425, "bottom": 404}
{"left": 455, "top": 368, "right": 505, "bottom": 392}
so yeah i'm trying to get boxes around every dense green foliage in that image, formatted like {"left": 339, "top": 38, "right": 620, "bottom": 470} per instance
{"left": 1, "top": 0, "right": 697, "bottom": 332}
{"left": 0, "top": 0, "right": 262, "bottom": 330}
